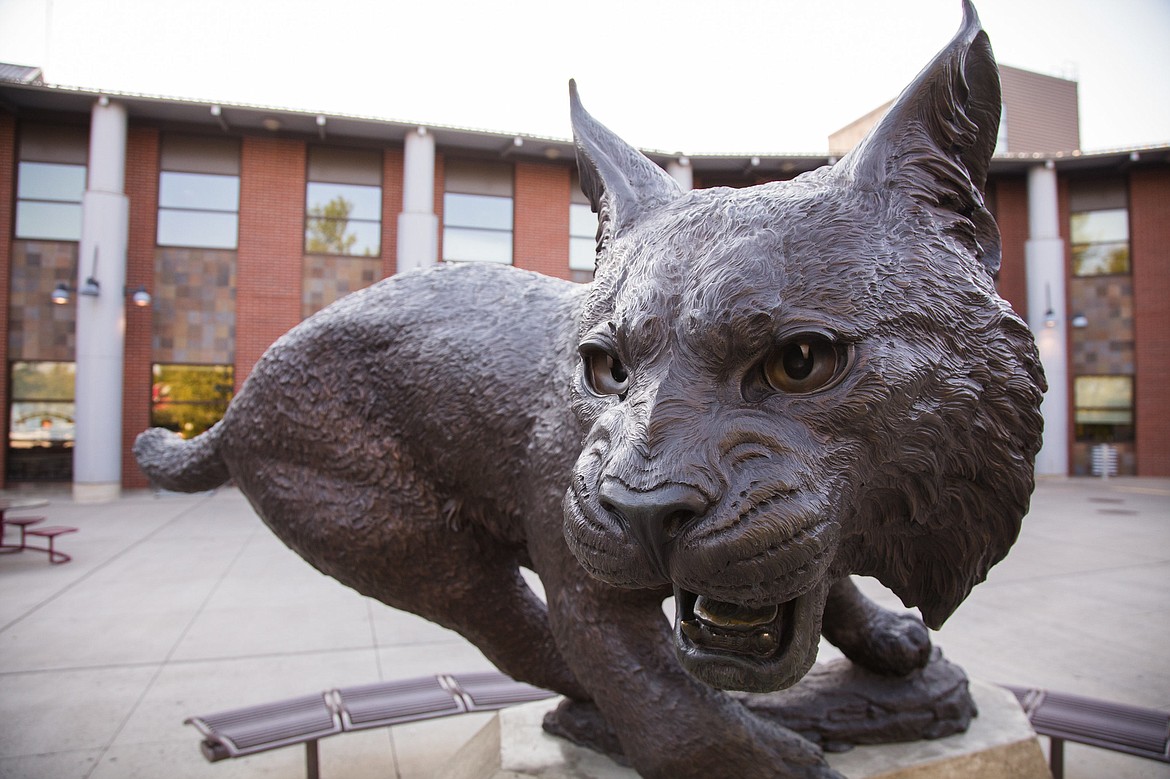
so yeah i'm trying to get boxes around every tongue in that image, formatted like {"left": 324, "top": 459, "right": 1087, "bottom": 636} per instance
{"left": 694, "top": 596, "right": 778, "bottom": 630}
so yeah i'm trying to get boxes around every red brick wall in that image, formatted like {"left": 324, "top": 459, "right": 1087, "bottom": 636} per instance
{"left": 235, "top": 137, "right": 305, "bottom": 389}
{"left": 1130, "top": 167, "right": 1170, "bottom": 476}
{"left": 1058, "top": 176, "right": 1076, "bottom": 475}
{"left": 381, "top": 148, "right": 403, "bottom": 278}
{"left": 991, "top": 175, "right": 1029, "bottom": 319}
{"left": 434, "top": 153, "right": 445, "bottom": 264}
{"left": 121, "top": 126, "right": 159, "bottom": 488}
{"left": 0, "top": 112, "right": 15, "bottom": 484}
{"left": 513, "top": 162, "right": 570, "bottom": 280}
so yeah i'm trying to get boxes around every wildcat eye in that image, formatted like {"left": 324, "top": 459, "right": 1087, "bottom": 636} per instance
{"left": 760, "top": 336, "right": 849, "bottom": 395}
{"left": 581, "top": 346, "right": 629, "bottom": 397}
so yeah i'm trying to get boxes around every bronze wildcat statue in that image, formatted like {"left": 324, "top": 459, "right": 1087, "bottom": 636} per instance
{"left": 136, "top": 3, "right": 1044, "bottom": 776}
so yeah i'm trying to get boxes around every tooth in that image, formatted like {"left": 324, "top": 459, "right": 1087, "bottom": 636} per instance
{"left": 695, "top": 597, "right": 779, "bottom": 629}
{"left": 753, "top": 632, "right": 778, "bottom": 656}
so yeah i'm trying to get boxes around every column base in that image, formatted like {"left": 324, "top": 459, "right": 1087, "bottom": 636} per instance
{"left": 72, "top": 482, "right": 121, "bottom": 504}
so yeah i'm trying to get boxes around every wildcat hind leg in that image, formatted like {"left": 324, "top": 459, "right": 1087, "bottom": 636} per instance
{"left": 821, "top": 577, "right": 931, "bottom": 676}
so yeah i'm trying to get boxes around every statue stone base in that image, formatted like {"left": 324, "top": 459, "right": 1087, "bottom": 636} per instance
{"left": 443, "top": 680, "right": 1051, "bottom": 779}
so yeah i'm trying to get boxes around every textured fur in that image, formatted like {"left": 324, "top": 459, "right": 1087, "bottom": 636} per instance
{"left": 135, "top": 4, "right": 1043, "bottom": 776}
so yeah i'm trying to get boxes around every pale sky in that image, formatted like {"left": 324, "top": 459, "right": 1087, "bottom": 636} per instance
{"left": 1, "top": 0, "right": 1167, "bottom": 155}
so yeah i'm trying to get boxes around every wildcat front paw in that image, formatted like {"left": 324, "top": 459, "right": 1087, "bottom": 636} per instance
{"left": 543, "top": 697, "right": 845, "bottom": 778}
{"left": 823, "top": 578, "right": 932, "bottom": 677}
{"left": 542, "top": 699, "right": 628, "bottom": 765}
{"left": 856, "top": 610, "right": 932, "bottom": 676}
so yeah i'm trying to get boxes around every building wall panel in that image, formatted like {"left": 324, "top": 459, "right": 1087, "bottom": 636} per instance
{"left": 514, "top": 162, "right": 570, "bottom": 280}
{"left": 122, "top": 125, "right": 159, "bottom": 488}
{"left": 236, "top": 137, "right": 305, "bottom": 389}
{"left": 381, "top": 147, "right": 403, "bottom": 278}
{"left": 1130, "top": 167, "right": 1170, "bottom": 476}
{"left": 991, "top": 175, "right": 1029, "bottom": 319}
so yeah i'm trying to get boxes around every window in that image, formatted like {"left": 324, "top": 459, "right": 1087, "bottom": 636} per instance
{"left": 150, "top": 364, "right": 234, "bottom": 439}
{"left": 1074, "top": 375, "right": 1134, "bottom": 443}
{"left": 7, "top": 361, "right": 75, "bottom": 482}
{"left": 15, "top": 124, "right": 88, "bottom": 241}
{"left": 157, "top": 135, "right": 240, "bottom": 249}
{"left": 569, "top": 204, "right": 598, "bottom": 272}
{"left": 305, "top": 147, "right": 382, "bottom": 257}
{"left": 1071, "top": 209, "right": 1129, "bottom": 276}
{"left": 443, "top": 160, "right": 513, "bottom": 264}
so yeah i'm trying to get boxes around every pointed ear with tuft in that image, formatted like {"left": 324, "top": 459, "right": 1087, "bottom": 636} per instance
{"left": 569, "top": 80, "right": 682, "bottom": 264}
{"left": 840, "top": 0, "right": 1002, "bottom": 277}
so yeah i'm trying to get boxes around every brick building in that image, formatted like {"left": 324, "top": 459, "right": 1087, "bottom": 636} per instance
{"left": 1, "top": 66, "right": 1167, "bottom": 498}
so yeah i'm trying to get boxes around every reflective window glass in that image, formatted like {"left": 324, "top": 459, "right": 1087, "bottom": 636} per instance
{"left": 15, "top": 201, "right": 83, "bottom": 241}
{"left": 444, "top": 193, "right": 512, "bottom": 230}
{"left": 569, "top": 203, "right": 598, "bottom": 271}
{"left": 1074, "top": 375, "right": 1134, "bottom": 442}
{"left": 442, "top": 193, "right": 513, "bottom": 264}
{"left": 151, "top": 364, "right": 234, "bottom": 439}
{"left": 305, "top": 182, "right": 382, "bottom": 256}
{"left": 307, "top": 182, "right": 381, "bottom": 222}
{"left": 1071, "top": 209, "right": 1130, "bottom": 276}
{"left": 443, "top": 227, "right": 513, "bottom": 264}
{"left": 157, "top": 170, "right": 240, "bottom": 249}
{"left": 159, "top": 171, "right": 240, "bottom": 211}
{"left": 157, "top": 210, "right": 239, "bottom": 250}
{"left": 7, "top": 361, "right": 75, "bottom": 482}
{"left": 15, "top": 162, "right": 86, "bottom": 241}
{"left": 17, "top": 162, "right": 86, "bottom": 201}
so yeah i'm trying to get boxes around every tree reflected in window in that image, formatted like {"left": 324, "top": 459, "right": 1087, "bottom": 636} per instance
{"left": 1071, "top": 209, "right": 1129, "bottom": 276}
{"left": 305, "top": 183, "right": 380, "bottom": 257}
{"left": 151, "top": 364, "right": 234, "bottom": 439}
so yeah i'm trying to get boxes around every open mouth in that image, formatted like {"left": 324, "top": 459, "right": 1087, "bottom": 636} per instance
{"left": 676, "top": 589, "right": 794, "bottom": 659}
{"left": 672, "top": 580, "right": 830, "bottom": 693}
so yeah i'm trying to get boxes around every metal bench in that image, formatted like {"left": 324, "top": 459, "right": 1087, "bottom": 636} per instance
{"left": 1004, "top": 684, "right": 1170, "bottom": 778}
{"left": 186, "top": 671, "right": 555, "bottom": 778}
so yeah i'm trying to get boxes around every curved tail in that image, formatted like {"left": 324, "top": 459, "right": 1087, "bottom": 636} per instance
{"left": 133, "top": 425, "right": 231, "bottom": 492}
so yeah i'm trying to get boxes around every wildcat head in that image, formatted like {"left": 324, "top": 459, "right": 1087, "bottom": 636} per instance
{"left": 561, "top": 1, "right": 1045, "bottom": 694}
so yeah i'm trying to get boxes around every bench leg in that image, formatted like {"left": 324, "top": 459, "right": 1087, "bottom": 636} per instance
{"left": 306, "top": 739, "right": 319, "bottom": 779}
{"left": 1049, "top": 736, "right": 1064, "bottom": 779}
{"left": 45, "top": 535, "right": 72, "bottom": 564}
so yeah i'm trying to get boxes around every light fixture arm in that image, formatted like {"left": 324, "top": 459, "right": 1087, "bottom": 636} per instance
{"left": 50, "top": 246, "right": 151, "bottom": 308}
{"left": 1043, "top": 283, "right": 1058, "bottom": 329}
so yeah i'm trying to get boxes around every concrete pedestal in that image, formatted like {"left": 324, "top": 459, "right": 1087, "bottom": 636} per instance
{"left": 442, "top": 680, "right": 1050, "bottom": 779}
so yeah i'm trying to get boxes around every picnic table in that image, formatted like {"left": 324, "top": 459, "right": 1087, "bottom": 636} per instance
{"left": 0, "top": 496, "right": 77, "bottom": 563}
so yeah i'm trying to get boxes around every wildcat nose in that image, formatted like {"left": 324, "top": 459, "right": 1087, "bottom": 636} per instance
{"left": 598, "top": 479, "right": 710, "bottom": 576}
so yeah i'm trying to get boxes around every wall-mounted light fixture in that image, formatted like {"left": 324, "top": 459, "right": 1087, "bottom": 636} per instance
{"left": 1043, "top": 283, "right": 1058, "bottom": 328}
{"left": 50, "top": 247, "right": 151, "bottom": 307}
{"left": 1071, "top": 313, "right": 1089, "bottom": 329}
{"left": 51, "top": 247, "right": 101, "bottom": 305}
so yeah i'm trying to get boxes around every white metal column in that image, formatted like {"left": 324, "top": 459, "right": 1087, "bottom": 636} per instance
{"left": 666, "top": 156, "right": 693, "bottom": 191}
{"left": 73, "top": 97, "right": 130, "bottom": 502}
{"left": 397, "top": 127, "right": 438, "bottom": 273}
{"left": 1025, "top": 162, "right": 1069, "bottom": 476}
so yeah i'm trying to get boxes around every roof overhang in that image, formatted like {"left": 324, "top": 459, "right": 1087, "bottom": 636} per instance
{"left": 2, "top": 79, "right": 1167, "bottom": 177}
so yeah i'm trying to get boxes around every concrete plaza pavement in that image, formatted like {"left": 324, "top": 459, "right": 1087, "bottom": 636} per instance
{"left": 0, "top": 476, "right": 1167, "bottom": 779}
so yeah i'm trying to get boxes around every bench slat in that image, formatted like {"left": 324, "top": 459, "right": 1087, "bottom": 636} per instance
{"left": 186, "top": 693, "right": 341, "bottom": 757}
{"left": 336, "top": 676, "right": 466, "bottom": 729}
{"left": 448, "top": 671, "right": 556, "bottom": 711}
